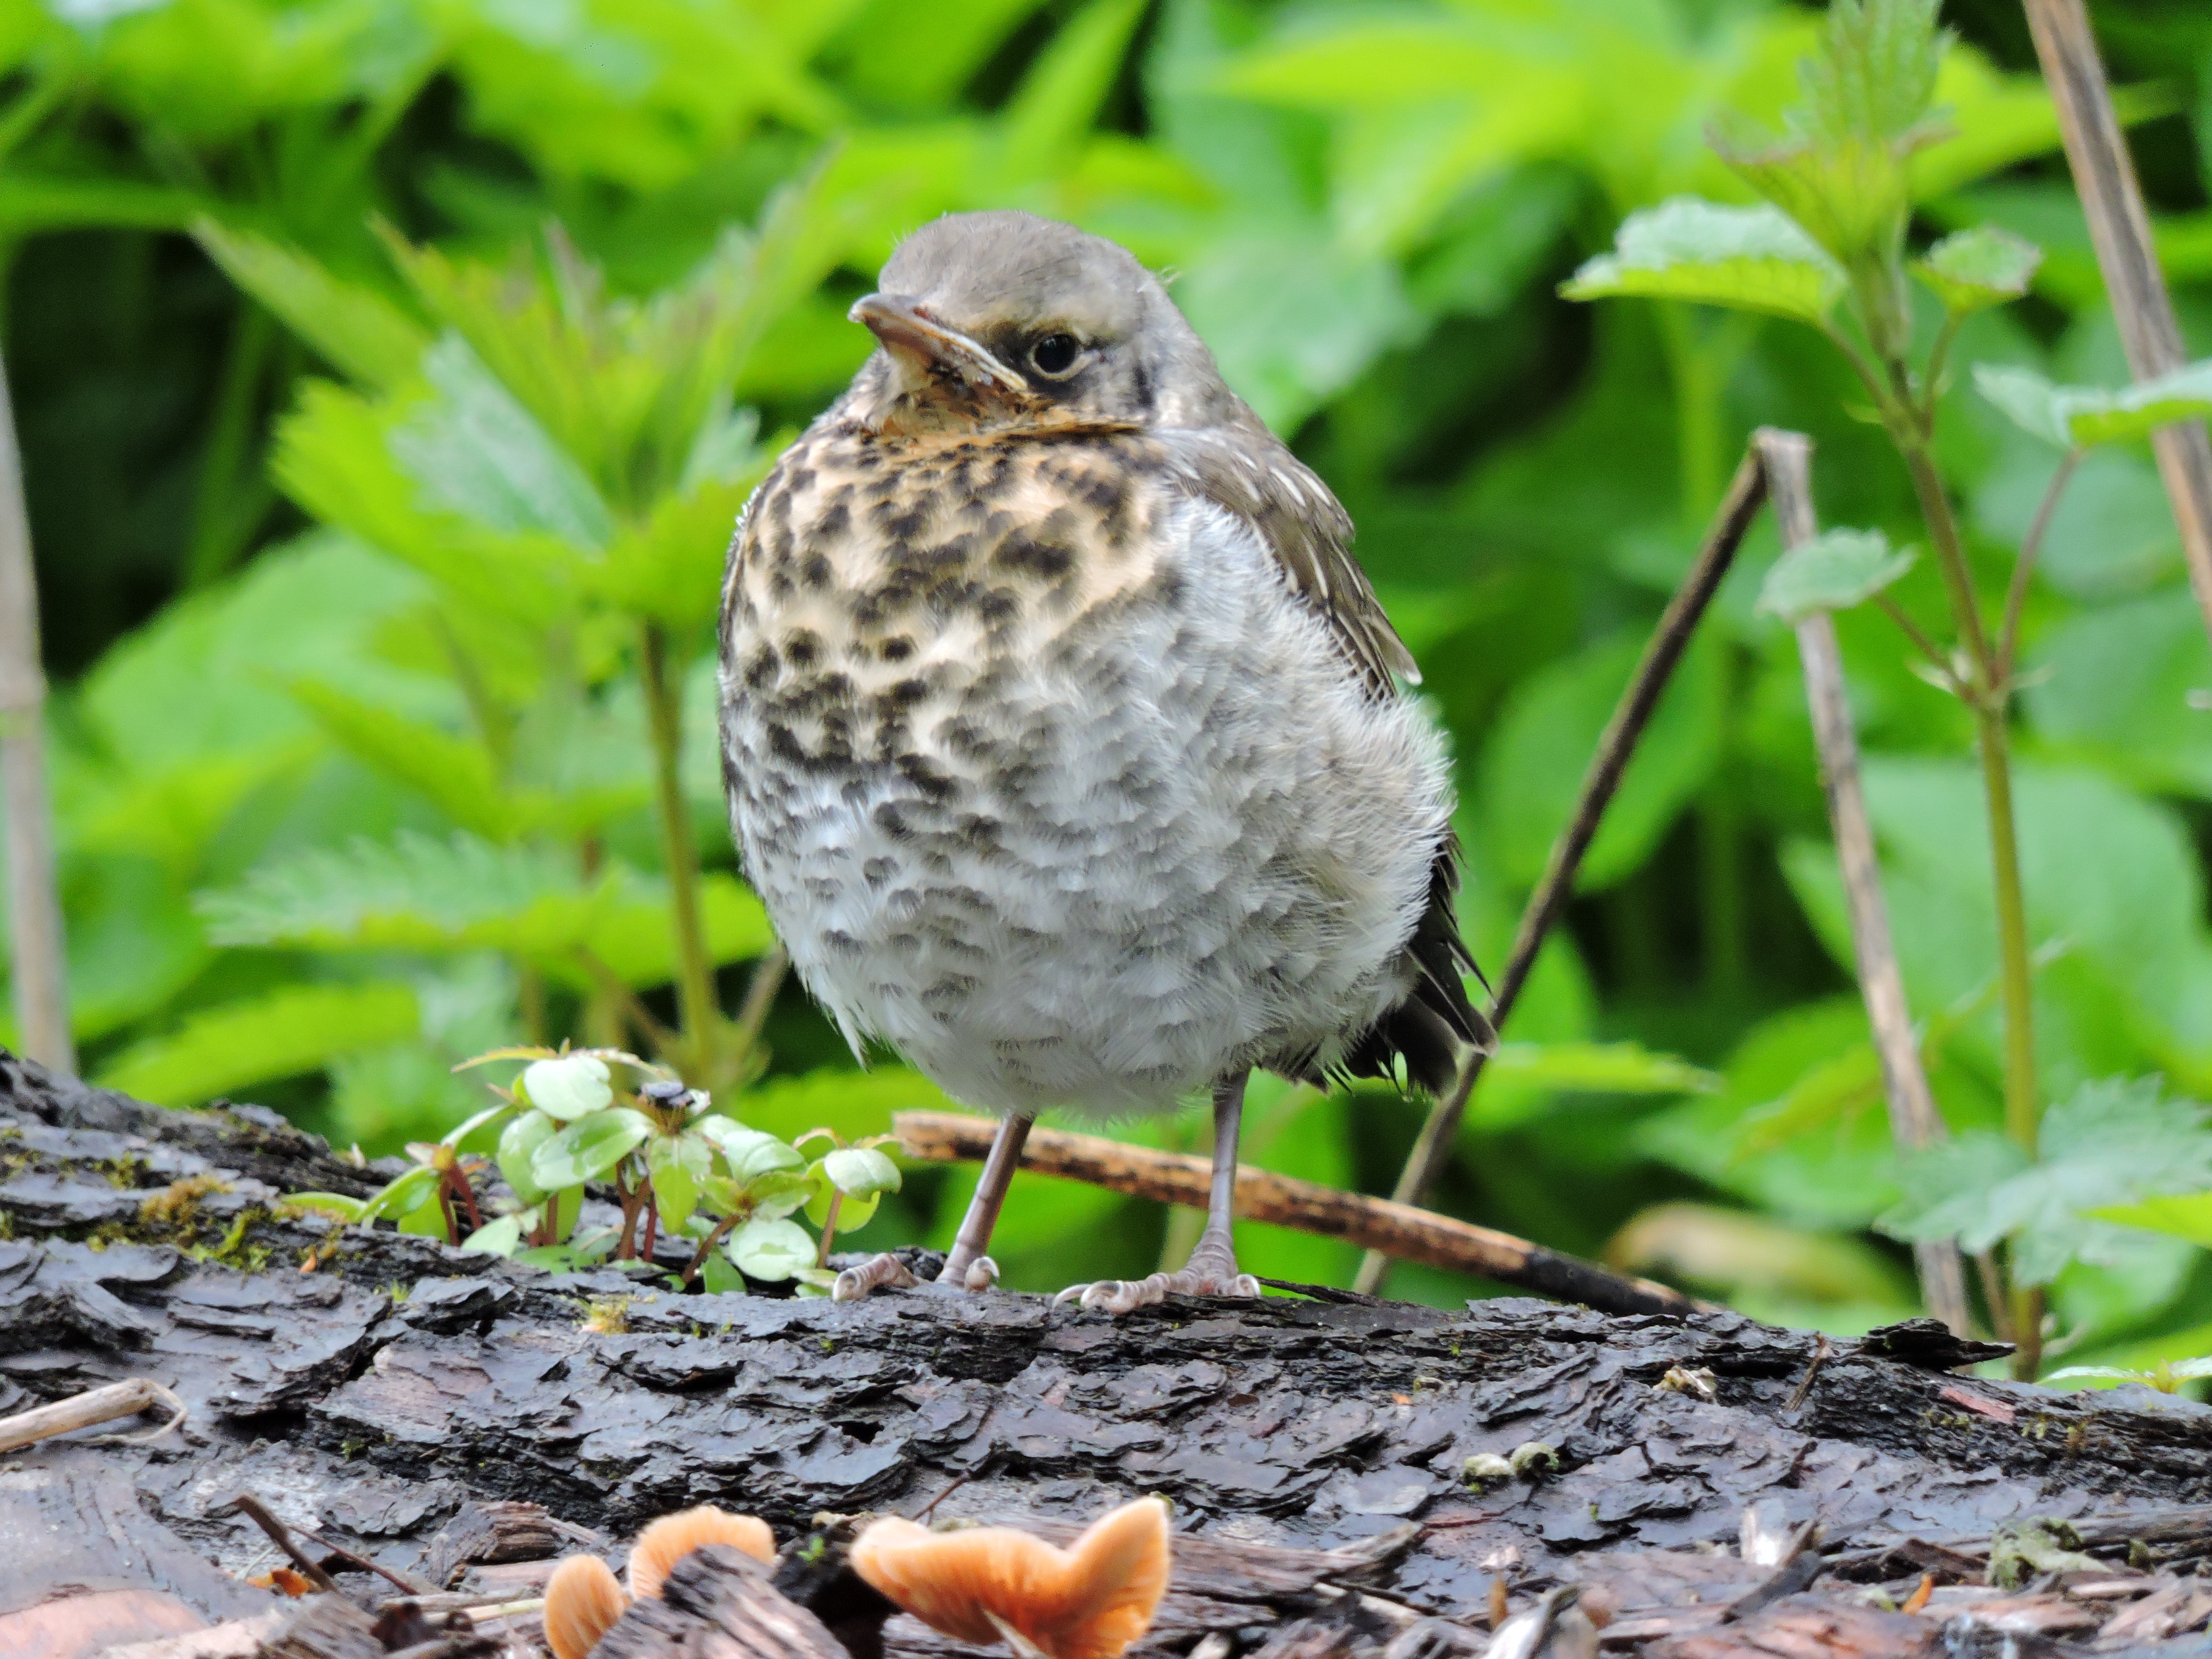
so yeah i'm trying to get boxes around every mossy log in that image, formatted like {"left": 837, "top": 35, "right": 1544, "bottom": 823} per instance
{"left": 7, "top": 1051, "right": 2212, "bottom": 1659}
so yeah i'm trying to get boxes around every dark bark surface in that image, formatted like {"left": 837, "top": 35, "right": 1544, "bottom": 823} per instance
{"left": 8, "top": 1051, "right": 2212, "bottom": 1658}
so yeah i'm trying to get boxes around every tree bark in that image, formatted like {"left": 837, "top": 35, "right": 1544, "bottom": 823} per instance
{"left": 6, "top": 1051, "right": 2212, "bottom": 1659}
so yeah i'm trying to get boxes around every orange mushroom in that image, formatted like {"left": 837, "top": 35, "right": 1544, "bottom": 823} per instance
{"left": 627, "top": 1505, "right": 777, "bottom": 1600}
{"left": 544, "top": 1554, "right": 629, "bottom": 1659}
{"left": 848, "top": 1496, "right": 1171, "bottom": 1659}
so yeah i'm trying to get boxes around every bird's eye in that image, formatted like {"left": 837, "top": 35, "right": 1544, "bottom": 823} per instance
{"left": 1029, "top": 333, "right": 1081, "bottom": 377}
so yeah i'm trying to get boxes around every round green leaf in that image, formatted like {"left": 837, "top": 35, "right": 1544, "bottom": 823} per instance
{"left": 1912, "top": 226, "right": 2042, "bottom": 314}
{"left": 365, "top": 1164, "right": 440, "bottom": 1221}
{"left": 820, "top": 1146, "right": 902, "bottom": 1198}
{"left": 695, "top": 1117, "right": 806, "bottom": 1180}
{"left": 648, "top": 1133, "right": 711, "bottom": 1232}
{"left": 520, "top": 1055, "right": 613, "bottom": 1121}
{"left": 284, "top": 1191, "right": 369, "bottom": 1223}
{"left": 1755, "top": 529, "right": 1917, "bottom": 623}
{"left": 805, "top": 1171, "right": 879, "bottom": 1231}
{"left": 727, "top": 1217, "right": 816, "bottom": 1282}
{"left": 743, "top": 1168, "right": 814, "bottom": 1222}
{"left": 532, "top": 1107, "right": 652, "bottom": 1190}
{"left": 463, "top": 1214, "right": 525, "bottom": 1255}
{"left": 498, "top": 1111, "right": 557, "bottom": 1205}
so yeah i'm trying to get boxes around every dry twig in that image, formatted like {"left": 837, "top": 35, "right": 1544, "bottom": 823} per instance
{"left": 2021, "top": 0, "right": 2212, "bottom": 647}
{"left": 1354, "top": 449, "right": 1771, "bottom": 1294}
{"left": 0, "top": 348, "right": 71, "bottom": 1074}
{"left": 1756, "top": 430, "right": 1972, "bottom": 1337}
{"left": 894, "top": 1110, "right": 1702, "bottom": 1316}
{"left": 0, "top": 1375, "right": 186, "bottom": 1454}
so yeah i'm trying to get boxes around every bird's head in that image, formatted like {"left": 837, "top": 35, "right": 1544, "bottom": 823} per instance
{"left": 845, "top": 211, "right": 1234, "bottom": 438}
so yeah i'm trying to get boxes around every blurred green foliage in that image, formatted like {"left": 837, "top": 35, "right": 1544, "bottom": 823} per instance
{"left": 6, "top": 0, "right": 2212, "bottom": 1373}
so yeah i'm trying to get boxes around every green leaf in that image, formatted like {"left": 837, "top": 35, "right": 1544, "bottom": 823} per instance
{"left": 531, "top": 1107, "right": 653, "bottom": 1189}
{"left": 463, "top": 1214, "right": 526, "bottom": 1256}
{"left": 498, "top": 1110, "right": 557, "bottom": 1205}
{"left": 1793, "top": 0, "right": 1948, "bottom": 150}
{"left": 818, "top": 1145, "right": 902, "bottom": 1198}
{"left": 807, "top": 1178, "right": 879, "bottom": 1232}
{"left": 95, "top": 982, "right": 421, "bottom": 1108}
{"left": 366, "top": 1165, "right": 443, "bottom": 1223}
{"left": 283, "top": 1192, "right": 370, "bottom": 1223}
{"left": 2091, "top": 1193, "right": 2212, "bottom": 1250}
{"left": 1975, "top": 360, "right": 2212, "bottom": 450}
{"left": 727, "top": 1216, "right": 816, "bottom": 1281}
{"left": 1911, "top": 225, "right": 2042, "bottom": 313}
{"left": 198, "top": 834, "right": 767, "bottom": 986}
{"left": 1485, "top": 1042, "right": 1721, "bottom": 1098}
{"left": 648, "top": 1133, "right": 712, "bottom": 1231}
{"left": 1756, "top": 528, "right": 1918, "bottom": 623}
{"left": 1879, "top": 1077, "right": 2212, "bottom": 1285}
{"left": 388, "top": 335, "right": 614, "bottom": 549}
{"left": 693, "top": 1117, "right": 806, "bottom": 1180}
{"left": 520, "top": 1055, "right": 613, "bottom": 1122}
{"left": 193, "top": 220, "right": 428, "bottom": 387}
{"left": 740, "top": 1168, "right": 813, "bottom": 1222}
{"left": 1561, "top": 199, "right": 1847, "bottom": 327}
{"left": 283, "top": 680, "right": 517, "bottom": 841}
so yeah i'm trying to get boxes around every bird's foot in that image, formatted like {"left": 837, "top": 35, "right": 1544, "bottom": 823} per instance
{"left": 831, "top": 1251, "right": 998, "bottom": 1302}
{"left": 1052, "top": 1239, "right": 1259, "bottom": 1315}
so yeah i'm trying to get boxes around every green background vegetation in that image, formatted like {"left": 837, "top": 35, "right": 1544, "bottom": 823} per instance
{"left": 7, "top": 0, "right": 2212, "bottom": 1369}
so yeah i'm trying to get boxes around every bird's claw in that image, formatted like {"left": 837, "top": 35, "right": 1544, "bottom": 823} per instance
{"left": 831, "top": 1252, "right": 998, "bottom": 1302}
{"left": 1053, "top": 1266, "right": 1261, "bottom": 1314}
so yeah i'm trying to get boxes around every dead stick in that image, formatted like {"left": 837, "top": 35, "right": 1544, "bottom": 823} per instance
{"left": 223, "top": 1493, "right": 344, "bottom": 1595}
{"left": 2021, "top": 0, "right": 2212, "bottom": 649}
{"left": 0, "top": 347, "right": 72, "bottom": 1075}
{"left": 0, "top": 1376, "right": 186, "bottom": 1453}
{"left": 1354, "top": 447, "right": 1770, "bottom": 1295}
{"left": 1757, "top": 429, "right": 1972, "bottom": 1338}
{"left": 895, "top": 1110, "right": 1705, "bottom": 1317}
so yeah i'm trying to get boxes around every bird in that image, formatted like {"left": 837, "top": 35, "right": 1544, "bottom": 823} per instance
{"left": 716, "top": 209, "right": 1491, "bottom": 1312}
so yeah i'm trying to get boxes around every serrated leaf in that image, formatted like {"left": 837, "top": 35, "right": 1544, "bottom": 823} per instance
{"left": 388, "top": 335, "right": 614, "bottom": 550}
{"left": 285, "top": 679, "right": 517, "bottom": 840}
{"left": 531, "top": 1107, "right": 653, "bottom": 1189}
{"left": 1912, "top": 225, "right": 2042, "bottom": 313}
{"left": 1561, "top": 199, "right": 1846, "bottom": 326}
{"left": 727, "top": 1216, "right": 815, "bottom": 1281}
{"left": 521, "top": 1055, "right": 613, "bottom": 1122}
{"left": 1879, "top": 1077, "right": 2212, "bottom": 1285}
{"left": 193, "top": 220, "right": 428, "bottom": 387}
{"left": 819, "top": 1145, "right": 902, "bottom": 1198}
{"left": 1796, "top": 0, "right": 1948, "bottom": 149}
{"left": 95, "top": 982, "right": 421, "bottom": 1107}
{"left": 1976, "top": 359, "right": 2212, "bottom": 450}
{"left": 1757, "top": 529, "right": 1918, "bottom": 622}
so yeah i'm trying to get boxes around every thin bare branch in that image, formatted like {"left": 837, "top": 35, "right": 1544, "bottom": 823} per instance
{"left": 1756, "top": 429, "right": 1971, "bottom": 1338}
{"left": 0, "top": 347, "right": 72, "bottom": 1074}
{"left": 896, "top": 1111, "right": 1706, "bottom": 1318}
{"left": 2023, "top": 0, "right": 2212, "bottom": 652}
{"left": 1353, "top": 446, "right": 1771, "bottom": 1296}
{"left": 1997, "top": 449, "right": 2081, "bottom": 685}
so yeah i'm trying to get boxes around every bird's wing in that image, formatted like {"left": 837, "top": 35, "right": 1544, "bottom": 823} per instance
{"left": 1164, "top": 424, "right": 1419, "bottom": 696}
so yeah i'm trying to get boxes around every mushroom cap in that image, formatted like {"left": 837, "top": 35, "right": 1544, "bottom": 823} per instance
{"left": 849, "top": 1496, "right": 1171, "bottom": 1659}
{"left": 628, "top": 1506, "right": 777, "bottom": 1599}
{"left": 545, "top": 1553, "right": 629, "bottom": 1659}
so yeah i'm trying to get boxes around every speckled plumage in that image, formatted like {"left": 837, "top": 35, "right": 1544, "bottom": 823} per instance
{"left": 717, "top": 211, "right": 1486, "bottom": 1305}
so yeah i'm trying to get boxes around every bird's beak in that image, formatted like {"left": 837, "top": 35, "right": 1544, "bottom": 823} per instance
{"left": 850, "top": 293, "right": 1029, "bottom": 395}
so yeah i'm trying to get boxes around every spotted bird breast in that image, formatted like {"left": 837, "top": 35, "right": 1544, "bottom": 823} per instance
{"left": 717, "top": 417, "right": 1449, "bottom": 1118}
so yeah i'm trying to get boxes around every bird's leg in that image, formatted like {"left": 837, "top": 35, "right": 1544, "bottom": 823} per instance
{"left": 832, "top": 1114, "right": 1030, "bottom": 1301}
{"left": 1056, "top": 1072, "right": 1261, "bottom": 1314}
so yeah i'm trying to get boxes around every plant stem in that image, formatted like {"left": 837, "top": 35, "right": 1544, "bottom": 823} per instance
{"left": 814, "top": 1190, "right": 843, "bottom": 1269}
{"left": 639, "top": 624, "right": 720, "bottom": 1079}
{"left": 1874, "top": 596, "right": 1954, "bottom": 683}
{"left": 1997, "top": 450, "right": 2081, "bottom": 684}
{"left": 729, "top": 945, "right": 788, "bottom": 1071}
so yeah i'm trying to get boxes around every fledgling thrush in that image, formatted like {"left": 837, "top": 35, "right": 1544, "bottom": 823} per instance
{"left": 717, "top": 210, "right": 1492, "bottom": 1311}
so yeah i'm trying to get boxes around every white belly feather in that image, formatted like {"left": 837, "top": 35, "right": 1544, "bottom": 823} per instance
{"left": 721, "top": 495, "right": 1451, "bottom": 1118}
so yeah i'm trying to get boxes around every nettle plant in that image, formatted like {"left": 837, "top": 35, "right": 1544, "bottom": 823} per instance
{"left": 1566, "top": 0, "right": 2212, "bottom": 1379}
{"left": 289, "top": 1050, "right": 901, "bottom": 1295}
